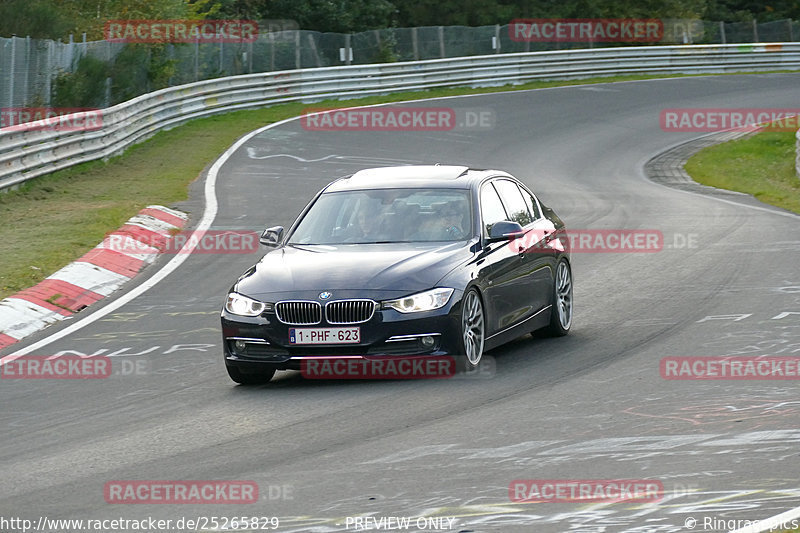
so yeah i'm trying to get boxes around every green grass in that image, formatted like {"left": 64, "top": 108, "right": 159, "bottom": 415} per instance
{"left": 685, "top": 128, "right": 800, "bottom": 214}
{"left": 0, "top": 71, "right": 796, "bottom": 300}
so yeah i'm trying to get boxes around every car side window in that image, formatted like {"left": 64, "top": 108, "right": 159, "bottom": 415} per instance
{"left": 519, "top": 184, "right": 542, "bottom": 220}
{"left": 480, "top": 182, "right": 509, "bottom": 235}
{"left": 493, "top": 179, "right": 533, "bottom": 227}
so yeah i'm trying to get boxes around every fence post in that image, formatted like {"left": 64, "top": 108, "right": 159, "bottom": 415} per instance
{"left": 9, "top": 36, "right": 15, "bottom": 108}
{"left": 494, "top": 24, "right": 500, "bottom": 53}
{"left": 24, "top": 36, "right": 31, "bottom": 107}
{"left": 45, "top": 39, "right": 52, "bottom": 106}
{"left": 219, "top": 40, "right": 223, "bottom": 74}
{"left": 308, "top": 34, "right": 321, "bottom": 67}
{"left": 194, "top": 39, "right": 199, "bottom": 81}
{"left": 719, "top": 21, "right": 726, "bottom": 44}
{"left": 412, "top": 27, "right": 419, "bottom": 60}
{"left": 438, "top": 26, "right": 445, "bottom": 58}
{"left": 753, "top": 19, "right": 759, "bottom": 42}
{"left": 295, "top": 30, "right": 301, "bottom": 69}
{"left": 269, "top": 32, "right": 275, "bottom": 71}
{"left": 344, "top": 33, "right": 351, "bottom": 65}
{"left": 789, "top": 19, "right": 794, "bottom": 41}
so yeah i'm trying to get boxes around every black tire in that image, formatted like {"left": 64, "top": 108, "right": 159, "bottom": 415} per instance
{"left": 544, "top": 259, "right": 573, "bottom": 337}
{"left": 456, "top": 288, "right": 485, "bottom": 373}
{"left": 226, "top": 364, "right": 276, "bottom": 385}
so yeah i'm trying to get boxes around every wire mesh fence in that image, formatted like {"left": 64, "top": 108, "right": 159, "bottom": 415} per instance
{"left": 1, "top": 18, "right": 798, "bottom": 114}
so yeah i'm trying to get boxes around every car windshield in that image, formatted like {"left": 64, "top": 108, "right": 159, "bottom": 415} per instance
{"left": 288, "top": 188, "right": 473, "bottom": 245}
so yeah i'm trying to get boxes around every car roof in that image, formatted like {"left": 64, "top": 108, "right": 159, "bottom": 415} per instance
{"left": 324, "top": 165, "right": 506, "bottom": 192}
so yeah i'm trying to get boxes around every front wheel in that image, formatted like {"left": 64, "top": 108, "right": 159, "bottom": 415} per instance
{"left": 457, "top": 288, "right": 485, "bottom": 372}
{"left": 226, "top": 364, "right": 276, "bottom": 385}
{"left": 544, "top": 259, "right": 573, "bottom": 336}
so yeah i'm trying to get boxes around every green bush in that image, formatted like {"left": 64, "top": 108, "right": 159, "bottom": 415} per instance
{"left": 373, "top": 35, "right": 398, "bottom": 62}
{"left": 110, "top": 44, "right": 177, "bottom": 105}
{"left": 51, "top": 55, "right": 109, "bottom": 108}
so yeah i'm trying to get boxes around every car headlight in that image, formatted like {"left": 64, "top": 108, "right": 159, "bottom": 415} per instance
{"left": 225, "top": 293, "right": 268, "bottom": 317}
{"left": 382, "top": 288, "right": 454, "bottom": 313}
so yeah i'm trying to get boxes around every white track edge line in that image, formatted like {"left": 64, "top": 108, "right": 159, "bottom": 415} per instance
{"left": 2, "top": 114, "right": 296, "bottom": 360}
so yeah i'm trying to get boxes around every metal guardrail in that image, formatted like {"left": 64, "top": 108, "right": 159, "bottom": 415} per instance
{"left": 1, "top": 43, "right": 800, "bottom": 192}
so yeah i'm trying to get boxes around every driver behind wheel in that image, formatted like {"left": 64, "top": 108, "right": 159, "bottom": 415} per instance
{"left": 411, "top": 201, "right": 467, "bottom": 240}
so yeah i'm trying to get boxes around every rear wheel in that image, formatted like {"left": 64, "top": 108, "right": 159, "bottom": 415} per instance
{"left": 457, "top": 288, "right": 485, "bottom": 372}
{"left": 226, "top": 364, "right": 276, "bottom": 385}
{"left": 544, "top": 259, "right": 573, "bottom": 337}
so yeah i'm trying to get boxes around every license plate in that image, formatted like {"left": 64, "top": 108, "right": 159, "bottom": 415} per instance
{"left": 289, "top": 327, "right": 361, "bottom": 345}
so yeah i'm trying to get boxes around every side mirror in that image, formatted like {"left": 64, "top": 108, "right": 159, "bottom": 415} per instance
{"left": 488, "top": 220, "right": 523, "bottom": 242}
{"left": 259, "top": 226, "right": 284, "bottom": 247}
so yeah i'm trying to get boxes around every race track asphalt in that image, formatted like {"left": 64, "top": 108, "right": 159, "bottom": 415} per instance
{"left": 1, "top": 73, "right": 799, "bottom": 533}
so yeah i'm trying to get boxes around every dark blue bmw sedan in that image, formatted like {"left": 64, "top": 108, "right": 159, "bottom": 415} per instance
{"left": 220, "top": 165, "right": 572, "bottom": 384}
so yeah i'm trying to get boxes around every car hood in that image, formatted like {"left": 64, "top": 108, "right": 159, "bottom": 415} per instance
{"left": 235, "top": 242, "right": 474, "bottom": 297}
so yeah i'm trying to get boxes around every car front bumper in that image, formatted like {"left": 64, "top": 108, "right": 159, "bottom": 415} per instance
{"left": 221, "top": 291, "right": 464, "bottom": 371}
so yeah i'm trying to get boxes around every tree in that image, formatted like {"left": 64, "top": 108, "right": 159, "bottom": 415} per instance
{"left": 214, "top": 0, "right": 396, "bottom": 32}
{"left": 0, "top": 0, "right": 72, "bottom": 38}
